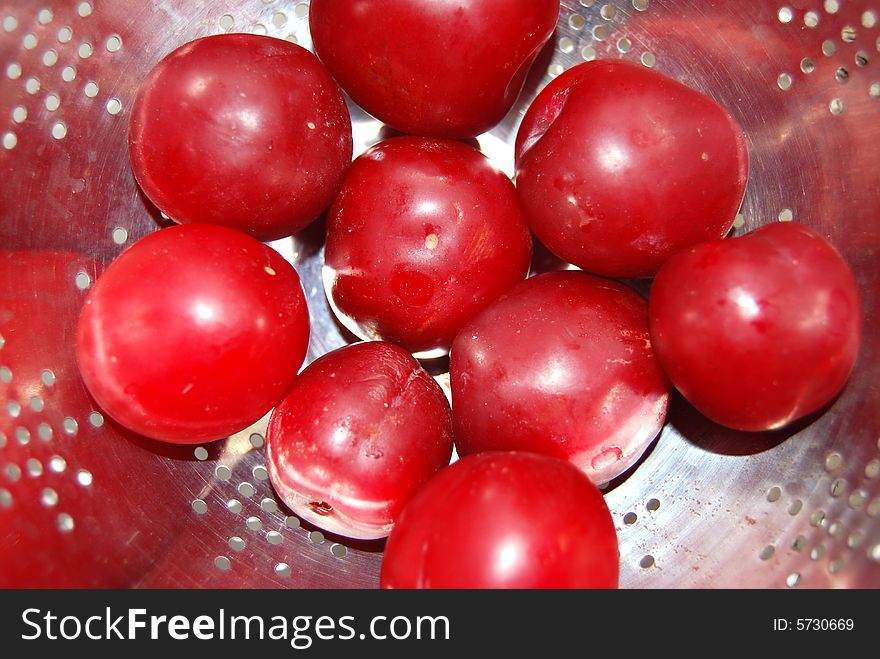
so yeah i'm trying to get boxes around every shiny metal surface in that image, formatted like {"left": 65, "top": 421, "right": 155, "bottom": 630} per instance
{"left": 1, "top": 0, "right": 879, "bottom": 588}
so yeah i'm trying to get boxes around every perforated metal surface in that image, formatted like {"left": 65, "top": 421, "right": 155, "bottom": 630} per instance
{"left": 1, "top": 0, "right": 878, "bottom": 588}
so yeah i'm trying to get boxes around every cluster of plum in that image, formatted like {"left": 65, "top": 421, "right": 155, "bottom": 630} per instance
{"left": 75, "top": 1, "right": 861, "bottom": 588}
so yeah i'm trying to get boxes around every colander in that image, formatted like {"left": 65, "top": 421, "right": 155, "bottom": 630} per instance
{"left": 1, "top": 0, "right": 878, "bottom": 589}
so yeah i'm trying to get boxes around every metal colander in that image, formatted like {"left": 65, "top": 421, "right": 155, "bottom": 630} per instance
{"left": 1, "top": 0, "right": 878, "bottom": 588}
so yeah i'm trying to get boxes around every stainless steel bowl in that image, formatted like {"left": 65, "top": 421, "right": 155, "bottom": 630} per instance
{"left": 1, "top": 0, "right": 878, "bottom": 588}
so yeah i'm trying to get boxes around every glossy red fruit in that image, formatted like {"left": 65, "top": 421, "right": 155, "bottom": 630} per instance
{"left": 324, "top": 137, "right": 532, "bottom": 356}
{"left": 309, "top": 0, "right": 560, "bottom": 139}
{"left": 451, "top": 271, "right": 670, "bottom": 485}
{"left": 381, "top": 452, "right": 619, "bottom": 589}
{"left": 129, "top": 34, "right": 352, "bottom": 242}
{"left": 515, "top": 60, "right": 749, "bottom": 278}
{"left": 76, "top": 225, "right": 310, "bottom": 443}
{"left": 649, "top": 222, "right": 861, "bottom": 432}
{"left": 266, "top": 341, "right": 452, "bottom": 540}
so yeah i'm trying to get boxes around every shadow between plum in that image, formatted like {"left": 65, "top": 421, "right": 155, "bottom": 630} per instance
{"left": 667, "top": 391, "right": 825, "bottom": 457}
{"left": 595, "top": 390, "right": 824, "bottom": 493}
{"left": 105, "top": 414, "right": 225, "bottom": 462}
